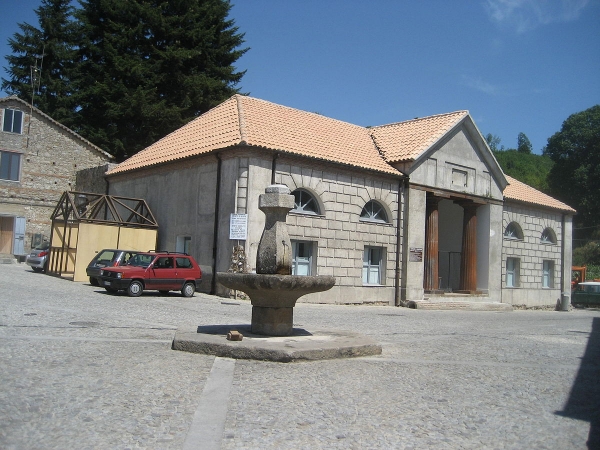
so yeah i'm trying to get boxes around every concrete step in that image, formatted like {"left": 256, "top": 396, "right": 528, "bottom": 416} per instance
{"left": 407, "top": 300, "right": 513, "bottom": 311}
{"left": 0, "top": 254, "right": 17, "bottom": 264}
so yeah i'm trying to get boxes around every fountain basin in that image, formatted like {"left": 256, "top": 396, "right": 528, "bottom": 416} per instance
{"left": 217, "top": 273, "right": 335, "bottom": 335}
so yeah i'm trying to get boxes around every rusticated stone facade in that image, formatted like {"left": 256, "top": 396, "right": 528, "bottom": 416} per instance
{"left": 501, "top": 203, "right": 570, "bottom": 307}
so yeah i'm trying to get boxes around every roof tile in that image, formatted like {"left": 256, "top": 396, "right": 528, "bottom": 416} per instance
{"left": 108, "top": 95, "right": 399, "bottom": 175}
{"left": 503, "top": 175, "right": 575, "bottom": 212}
{"left": 369, "top": 111, "right": 468, "bottom": 162}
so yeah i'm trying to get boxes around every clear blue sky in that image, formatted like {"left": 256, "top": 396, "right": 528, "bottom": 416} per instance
{"left": 1, "top": 0, "right": 599, "bottom": 154}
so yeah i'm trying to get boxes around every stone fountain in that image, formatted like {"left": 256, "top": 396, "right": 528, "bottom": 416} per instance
{"left": 217, "top": 185, "right": 335, "bottom": 336}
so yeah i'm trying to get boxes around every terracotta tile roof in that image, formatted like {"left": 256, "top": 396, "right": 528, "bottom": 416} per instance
{"left": 503, "top": 175, "right": 575, "bottom": 213}
{"left": 108, "top": 95, "right": 400, "bottom": 175}
{"left": 369, "top": 111, "right": 469, "bottom": 163}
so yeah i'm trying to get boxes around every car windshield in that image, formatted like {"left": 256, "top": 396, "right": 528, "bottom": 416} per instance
{"left": 127, "top": 254, "right": 155, "bottom": 268}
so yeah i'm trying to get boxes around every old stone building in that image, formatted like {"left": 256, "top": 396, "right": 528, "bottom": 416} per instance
{"left": 105, "top": 95, "right": 575, "bottom": 307}
{"left": 0, "top": 96, "right": 112, "bottom": 258}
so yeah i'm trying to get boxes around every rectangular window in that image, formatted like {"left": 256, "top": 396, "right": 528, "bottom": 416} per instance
{"left": 291, "top": 240, "right": 313, "bottom": 276}
{"left": 176, "top": 236, "right": 191, "bottom": 254}
{"left": 542, "top": 260, "right": 554, "bottom": 288}
{"left": 506, "top": 257, "right": 520, "bottom": 288}
{"left": 0, "top": 151, "right": 21, "bottom": 181}
{"left": 3, "top": 109, "right": 23, "bottom": 134}
{"left": 363, "top": 246, "right": 384, "bottom": 285}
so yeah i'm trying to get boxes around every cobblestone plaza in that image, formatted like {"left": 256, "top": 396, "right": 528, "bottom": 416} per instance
{"left": 1, "top": 263, "right": 598, "bottom": 449}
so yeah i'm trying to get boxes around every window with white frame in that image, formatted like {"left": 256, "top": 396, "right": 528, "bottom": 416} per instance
{"left": 506, "top": 257, "right": 520, "bottom": 287}
{"left": 541, "top": 228, "right": 557, "bottom": 244}
{"left": 176, "top": 236, "right": 191, "bottom": 254}
{"left": 504, "top": 222, "right": 523, "bottom": 240}
{"left": 542, "top": 260, "right": 554, "bottom": 288}
{"left": 360, "top": 200, "right": 389, "bottom": 223}
{"left": 3, "top": 109, "right": 23, "bottom": 134}
{"left": 0, "top": 150, "right": 21, "bottom": 181}
{"left": 363, "top": 246, "right": 384, "bottom": 285}
{"left": 291, "top": 189, "right": 320, "bottom": 215}
{"left": 291, "top": 240, "right": 313, "bottom": 276}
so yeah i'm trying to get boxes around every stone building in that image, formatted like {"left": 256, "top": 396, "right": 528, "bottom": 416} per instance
{"left": 0, "top": 96, "right": 112, "bottom": 258}
{"left": 105, "top": 95, "right": 575, "bottom": 307}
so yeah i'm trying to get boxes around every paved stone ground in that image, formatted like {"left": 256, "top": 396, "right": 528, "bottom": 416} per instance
{"left": 1, "top": 263, "right": 599, "bottom": 449}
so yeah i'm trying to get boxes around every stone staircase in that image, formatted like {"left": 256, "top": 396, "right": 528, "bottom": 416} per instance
{"left": 407, "top": 299, "right": 513, "bottom": 311}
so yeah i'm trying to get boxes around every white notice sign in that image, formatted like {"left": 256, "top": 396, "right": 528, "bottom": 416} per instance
{"left": 229, "top": 214, "right": 248, "bottom": 240}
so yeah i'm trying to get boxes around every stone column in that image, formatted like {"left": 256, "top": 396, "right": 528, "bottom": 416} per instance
{"left": 458, "top": 201, "right": 479, "bottom": 293}
{"left": 424, "top": 195, "right": 440, "bottom": 292}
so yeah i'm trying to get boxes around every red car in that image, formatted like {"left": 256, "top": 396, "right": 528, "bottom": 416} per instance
{"left": 98, "top": 252, "right": 202, "bottom": 297}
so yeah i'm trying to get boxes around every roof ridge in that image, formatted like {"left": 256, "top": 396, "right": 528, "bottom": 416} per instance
{"left": 373, "top": 110, "right": 469, "bottom": 130}
{"left": 239, "top": 95, "right": 368, "bottom": 130}
{"left": 235, "top": 94, "right": 247, "bottom": 144}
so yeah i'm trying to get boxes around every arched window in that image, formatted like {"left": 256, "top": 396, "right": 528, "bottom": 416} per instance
{"left": 291, "top": 189, "right": 320, "bottom": 215}
{"left": 504, "top": 222, "right": 523, "bottom": 240}
{"left": 541, "top": 227, "right": 557, "bottom": 244}
{"left": 360, "top": 200, "right": 389, "bottom": 223}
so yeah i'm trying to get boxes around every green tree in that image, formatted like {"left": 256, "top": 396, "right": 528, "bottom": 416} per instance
{"left": 517, "top": 132, "right": 532, "bottom": 154}
{"left": 485, "top": 133, "right": 504, "bottom": 151}
{"left": 72, "top": 0, "right": 248, "bottom": 159}
{"left": 493, "top": 149, "right": 553, "bottom": 192}
{"left": 2, "top": 0, "right": 78, "bottom": 126}
{"left": 544, "top": 105, "right": 600, "bottom": 240}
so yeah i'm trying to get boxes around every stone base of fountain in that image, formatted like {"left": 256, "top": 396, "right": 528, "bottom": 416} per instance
{"left": 172, "top": 324, "right": 382, "bottom": 362}
{"left": 217, "top": 273, "right": 336, "bottom": 336}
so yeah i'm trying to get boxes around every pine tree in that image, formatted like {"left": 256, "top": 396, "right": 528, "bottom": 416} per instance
{"left": 73, "top": 0, "right": 248, "bottom": 160}
{"left": 2, "top": 0, "right": 77, "bottom": 127}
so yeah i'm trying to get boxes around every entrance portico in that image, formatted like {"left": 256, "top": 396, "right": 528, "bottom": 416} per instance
{"left": 423, "top": 192, "right": 488, "bottom": 296}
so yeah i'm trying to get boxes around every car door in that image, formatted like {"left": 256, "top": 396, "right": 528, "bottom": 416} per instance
{"left": 149, "top": 256, "right": 177, "bottom": 290}
{"left": 175, "top": 257, "right": 196, "bottom": 287}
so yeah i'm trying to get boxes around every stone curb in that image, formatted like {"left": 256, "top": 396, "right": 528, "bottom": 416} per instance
{"left": 407, "top": 301, "right": 513, "bottom": 311}
{"left": 172, "top": 325, "right": 382, "bottom": 363}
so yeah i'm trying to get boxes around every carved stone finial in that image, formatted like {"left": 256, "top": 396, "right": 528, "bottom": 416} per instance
{"left": 256, "top": 185, "right": 295, "bottom": 275}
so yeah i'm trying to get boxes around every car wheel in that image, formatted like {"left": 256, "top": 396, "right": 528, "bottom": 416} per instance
{"left": 127, "top": 280, "right": 143, "bottom": 297}
{"left": 181, "top": 282, "right": 195, "bottom": 298}
{"left": 90, "top": 277, "right": 99, "bottom": 286}
{"left": 105, "top": 287, "right": 118, "bottom": 293}
{"left": 32, "top": 267, "right": 42, "bottom": 273}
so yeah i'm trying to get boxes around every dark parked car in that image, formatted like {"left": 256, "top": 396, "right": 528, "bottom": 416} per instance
{"left": 87, "top": 249, "right": 139, "bottom": 286}
{"left": 26, "top": 243, "right": 50, "bottom": 272}
{"left": 98, "top": 251, "right": 202, "bottom": 297}
{"left": 572, "top": 282, "right": 600, "bottom": 307}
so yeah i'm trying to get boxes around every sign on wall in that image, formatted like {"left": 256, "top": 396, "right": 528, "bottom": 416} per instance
{"left": 409, "top": 247, "right": 423, "bottom": 262}
{"left": 229, "top": 214, "right": 248, "bottom": 240}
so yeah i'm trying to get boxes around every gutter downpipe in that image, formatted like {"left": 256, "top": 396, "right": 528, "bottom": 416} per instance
{"left": 211, "top": 153, "right": 223, "bottom": 295}
{"left": 395, "top": 177, "right": 407, "bottom": 307}
{"left": 559, "top": 213, "right": 569, "bottom": 311}
{"left": 271, "top": 152, "right": 279, "bottom": 184}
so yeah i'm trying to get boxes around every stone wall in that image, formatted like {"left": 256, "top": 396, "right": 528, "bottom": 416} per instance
{"left": 501, "top": 202, "right": 565, "bottom": 306}
{"left": 75, "top": 164, "right": 118, "bottom": 194}
{"left": 275, "top": 155, "right": 402, "bottom": 305}
{"left": 0, "top": 99, "right": 111, "bottom": 252}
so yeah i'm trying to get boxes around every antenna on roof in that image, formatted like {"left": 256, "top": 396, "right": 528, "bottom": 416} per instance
{"left": 27, "top": 45, "right": 45, "bottom": 152}
{"left": 30, "top": 45, "right": 45, "bottom": 105}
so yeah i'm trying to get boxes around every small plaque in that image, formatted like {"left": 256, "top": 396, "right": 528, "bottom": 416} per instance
{"left": 409, "top": 247, "right": 423, "bottom": 262}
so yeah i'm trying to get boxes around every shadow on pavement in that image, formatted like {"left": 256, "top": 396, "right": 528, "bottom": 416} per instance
{"left": 556, "top": 317, "right": 600, "bottom": 449}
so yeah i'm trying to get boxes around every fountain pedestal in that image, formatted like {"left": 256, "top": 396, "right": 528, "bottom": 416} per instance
{"left": 217, "top": 185, "right": 336, "bottom": 336}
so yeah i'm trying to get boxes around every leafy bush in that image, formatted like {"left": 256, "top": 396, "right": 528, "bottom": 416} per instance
{"left": 573, "top": 241, "right": 600, "bottom": 266}
{"left": 586, "top": 265, "right": 600, "bottom": 280}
